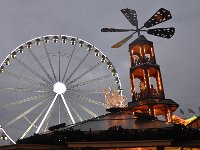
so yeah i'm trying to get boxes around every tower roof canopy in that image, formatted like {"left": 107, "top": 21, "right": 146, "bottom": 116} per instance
{"left": 129, "top": 35, "right": 153, "bottom": 48}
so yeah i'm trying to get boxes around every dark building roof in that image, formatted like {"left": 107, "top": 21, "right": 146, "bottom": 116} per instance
{"left": 129, "top": 35, "right": 153, "bottom": 49}
{"left": 17, "top": 112, "right": 200, "bottom": 146}
{"left": 71, "top": 111, "right": 173, "bottom": 131}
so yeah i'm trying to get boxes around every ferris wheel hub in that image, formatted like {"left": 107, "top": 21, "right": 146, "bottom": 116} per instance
{"left": 53, "top": 82, "right": 66, "bottom": 94}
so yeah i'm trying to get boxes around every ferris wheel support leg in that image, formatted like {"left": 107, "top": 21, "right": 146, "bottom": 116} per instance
{"left": 60, "top": 94, "right": 75, "bottom": 124}
{"left": 0, "top": 127, "right": 16, "bottom": 144}
{"left": 35, "top": 94, "right": 58, "bottom": 134}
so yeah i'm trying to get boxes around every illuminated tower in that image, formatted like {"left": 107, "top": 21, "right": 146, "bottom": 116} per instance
{"left": 128, "top": 35, "right": 179, "bottom": 122}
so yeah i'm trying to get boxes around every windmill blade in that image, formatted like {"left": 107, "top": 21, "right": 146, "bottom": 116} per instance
{"left": 111, "top": 33, "right": 135, "bottom": 48}
{"left": 121, "top": 8, "right": 138, "bottom": 27}
{"left": 144, "top": 8, "right": 172, "bottom": 28}
{"left": 147, "top": 27, "right": 175, "bottom": 39}
{"left": 101, "top": 28, "right": 132, "bottom": 32}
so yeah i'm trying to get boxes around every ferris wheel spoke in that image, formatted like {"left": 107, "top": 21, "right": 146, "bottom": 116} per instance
{"left": 60, "top": 94, "right": 75, "bottom": 124}
{"left": 42, "top": 41, "right": 57, "bottom": 81}
{"left": 23, "top": 116, "right": 38, "bottom": 128}
{"left": 20, "top": 103, "right": 50, "bottom": 139}
{"left": 62, "top": 43, "right": 77, "bottom": 82}
{"left": 66, "top": 61, "right": 103, "bottom": 86}
{"left": 0, "top": 92, "right": 50, "bottom": 109}
{"left": 36, "top": 94, "right": 58, "bottom": 133}
{"left": 43, "top": 107, "right": 53, "bottom": 132}
{"left": 64, "top": 50, "right": 91, "bottom": 83}
{"left": 0, "top": 87, "right": 50, "bottom": 93}
{"left": 4, "top": 70, "right": 50, "bottom": 89}
{"left": 70, "top": 73, "right": 112, "bottom": 88}
{"left": 15, "top": 58, "right": 52, "bottom": 85}
{"left": 63, "top": 95, "right": 84, "bottom": 122}
{"left": 74, "top": 100, "right": 98, "bottom": 118}
{"left": 68, "top": 88, "right": 104, "bottom": 94}
{"left": 5, "top": 94, "right": 51, "bottom": 128}
{"left": 65, "top": 91, "right": 105, "bottom": 107}
{"left": 28, "top": 48, "right": 55, "bottom": 83}
{"left": 40, "top": 100, "right": 56, "bottom": 132}
{"left": 58, "top": 96, "right": 61, "bottom": 124}
{"left": 63, "top": 110, "right": 73, "bottom": 124}
{"left": 69, "top": 106, "right": 84, "bottom": 122}
{"left": 61, "top": 105, "right": 73, "bottom": 124}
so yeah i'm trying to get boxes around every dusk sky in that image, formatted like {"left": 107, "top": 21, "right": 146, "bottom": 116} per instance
{"left": 0, "top": 0, "right": 200, "bottom": 143}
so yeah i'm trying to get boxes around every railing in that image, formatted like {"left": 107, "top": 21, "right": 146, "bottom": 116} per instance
{"left": 134, "top": 91, "right": 161, "bottom": 100}
{"left": 132, "top": 57, "right": 155, "bottom": 67}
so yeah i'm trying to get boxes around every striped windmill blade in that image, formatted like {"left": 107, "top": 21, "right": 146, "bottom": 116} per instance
{"left": 144, "top": 8, "right": 172, "bottom": 28}
{"left": 121, "top": 8, "right": 138, "bottom": 27}
{"left": 101, "top": 28, "right": 132, "bottom": 32}
{"left": 111, "top": 33, "right": 134, "bottom": 48}
{"left": 147, "top": 27, "right": 175, "bottom": 39}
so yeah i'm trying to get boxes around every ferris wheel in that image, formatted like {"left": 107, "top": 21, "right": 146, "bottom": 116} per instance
{"left": 0, "top": 35, "right": 122, "bottom": 141}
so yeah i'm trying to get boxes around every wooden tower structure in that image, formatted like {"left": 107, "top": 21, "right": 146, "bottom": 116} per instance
{"left": 128, "top": 35, "right": 178, "bottom": 122}
{"left": 101, "top": 8, "right": 179, "bottom": 122}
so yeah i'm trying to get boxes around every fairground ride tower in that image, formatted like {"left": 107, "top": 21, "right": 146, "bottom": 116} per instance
{"left": 127, "top": 35, "right": 179, "bottom": 122}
